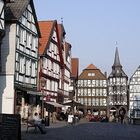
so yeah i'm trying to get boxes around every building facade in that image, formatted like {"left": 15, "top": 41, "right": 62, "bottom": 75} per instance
{"left": 38, "top": 20, "right": 67, "bottom": 116}
{"left": 63, "top": 42, "right": 72, "bottom": 102}
{"left": 69, "top": 58, "right": 79, "bottom": 101}
{"left": 108, "top": 47, "right": 128, "bottom": 117}
{"left": 0, "top": 0, "right": 7, "bottom": 72}
{"left": 77, "top": 64, "right": 107, "bottom": 115}
{"left": 129, "top": 66, "right": 140, "bottom": 119}
{"left": 0, "top": 0, "right": 40, "bottom": 116}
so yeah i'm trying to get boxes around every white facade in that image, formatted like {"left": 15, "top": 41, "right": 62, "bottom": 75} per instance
{"left": 15, "top": 5, "right": 38, "bottom": 86}
{"left": 40, "top": 25, "right": 62, "bottom": 102}
{"left": 129, "top": 66, "right": 140, "bottom": 118}
{"left": 0, "top": 24, "right": 16, "bottom": 113}
{"left": 0, "top": 3, "right": 39, "bottom": 114}
{"left": 63, "top": 42, "right": 71, "bottom": 98}
{"left": 77, "top": 79, "right": 107, "bottom": 107}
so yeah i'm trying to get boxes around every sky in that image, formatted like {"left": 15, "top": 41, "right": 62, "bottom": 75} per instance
{"left": 34, "top": 0, "right": 140, "bottom": 78}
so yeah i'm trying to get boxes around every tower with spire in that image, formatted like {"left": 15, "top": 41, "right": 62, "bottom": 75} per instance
{"left": 108, "top": 47, "right": 128, "bottom": 118}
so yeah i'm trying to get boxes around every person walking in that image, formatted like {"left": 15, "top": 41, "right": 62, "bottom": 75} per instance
{"left": 120, "top": 110, "right": 125, "bottom": 124}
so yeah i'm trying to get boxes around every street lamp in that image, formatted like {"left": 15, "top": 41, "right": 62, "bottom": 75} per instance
{"left": 40, "top": 77, "right": 46, "bottom": 118}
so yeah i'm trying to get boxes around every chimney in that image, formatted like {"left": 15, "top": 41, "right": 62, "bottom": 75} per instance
{"left": 104, "top": 72, "right": 107, "bottom": 78}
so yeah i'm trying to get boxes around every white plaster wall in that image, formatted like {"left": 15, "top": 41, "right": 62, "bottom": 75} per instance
{"left": 0, "top": 24, "right": 16, "bottom": 113}
{"left": 0, "top": 75, "right": 14, "bottom": 114}
{"left": 1, "top": 24, "right": 16, "bottom": 74}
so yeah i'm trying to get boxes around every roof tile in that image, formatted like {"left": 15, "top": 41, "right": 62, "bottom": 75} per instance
{"left": 38, "top": 21, "right": 54, "bottom": 55}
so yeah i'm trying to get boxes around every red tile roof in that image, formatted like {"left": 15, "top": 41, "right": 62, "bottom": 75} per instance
{"left": 71, "top": 58, "right": 79, "bottom": 78}
{"left": 57, "top": 24, "right": 66, "bottom": 46}
{"left": 38, "top": 20, "right": 64, "bottom": 66}
{"left": 38, "top": 21, "right": 54, "bottom": 55}
{"left": 64, "top": 42, "right": 72, "bottom": 60}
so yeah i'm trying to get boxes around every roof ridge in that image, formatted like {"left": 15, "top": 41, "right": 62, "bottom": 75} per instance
{"left": 85, "top": 63, "right": 98, "bottom": 70}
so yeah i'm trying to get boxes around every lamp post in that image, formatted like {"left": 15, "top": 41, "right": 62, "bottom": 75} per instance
{"left": 40, "top": 78, "right": 46, "bottom": 118}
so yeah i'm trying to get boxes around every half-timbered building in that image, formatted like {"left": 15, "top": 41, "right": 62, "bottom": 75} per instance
{"left": 0, "top": 0, "right": 5, "bottom": 73}
{"left": 77, "top": 64, "right": 107, "bottom": 115}
{"left": 38, "top": 20, "right": 65, "bottom": 115}
{"left": 0, "top": 0, "right": 40, "bottom": 116}
{"left": 108, "top": 47, "right": 128, "bottom": 118}
{"left": 129, "top": 66, "right": 140, "bottom": 121}
{"left": 63, "top": 42, "right": 72, "bottom": 102}
{"left": 69, "top": 58, "right": 79, "bottom": 100}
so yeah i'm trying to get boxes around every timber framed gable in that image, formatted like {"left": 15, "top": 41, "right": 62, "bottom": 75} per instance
{"left": 4, "top": 0, "right": 40, "bottom": 89}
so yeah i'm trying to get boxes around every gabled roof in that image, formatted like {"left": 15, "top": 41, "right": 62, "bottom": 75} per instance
{"left": 5, "top": 0, "right": 41, "bottom": 37}
{"left": 71, "top": 58, "right": 79, "bottom": 78}
{"left": 86, "top": 63, "right": 97, "bottom": 70}
{"left": 79, "top": 63, "right": 107, "bottom": 80}
{"left": 64, "top": 42, "right": 72, "bottom": 60}
{"left": 57, "top": 24, "right": 66, "bottom": 47}
{"left": 38, "top": 21, "right": 54, "bottom": 55}
{"left": 130, "top": 65, "right": 140, "bottom": 82}
{"left": 38, "top": 20, "right": 64, "bottom": 66}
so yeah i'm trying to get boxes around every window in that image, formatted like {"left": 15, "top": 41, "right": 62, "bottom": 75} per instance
{"left": 84, "top": 88, "right": 87, "bottom": 96}
{"left": 103, "top": 98, "right": 107, "bottom": 106}
{"left": 26, "top": 59, "right": 30, "bottom": 76}
{"left": 103, "top": 89, "right": 107, "bottom": 96}
{"left": 31, "top": 61, "right": 36, "bottom": 77}
{"left": 84, "top": 98, "right": 87, "bottom": 105}
{"left": 88, "top": 98, "right": 91, "bottom": 106}
{"left": 92, "top": 98, "right": 95, "bottom": 106}
{"left": 96, "top": 89, "right": 99, "bottom": 96}
{"left": 88, "top": 89, "right": 91, "bottom": 96}
{"left": 103, "top": 80, "right": 107, "bottom": 87}
{"left": 88, "top": 80, "right": 91, "bottom": 87}
{"left": 32, "top": 36, "right": 36, "bottom": 51}
{"left": 96, "top": 80, "right": 99, "bottom": 87}
{"left": 100, "top": 99, "right": 103, "bottom": 106}
{"left": 88, "top": 73, "right": 95, "bottom": 76}
{"left": 91, "top": 80, "right": 95, "bottom": 87}
{"left": 19, "top": 56, "right": 25, "bottom": 74}
{"left": 78, "top": 89, "right": 80, "bottom": 94}
{"left": 26, "top": 32, "right": 32, "bottom": 49}
{"left": 81, "top": 88, "right": 83, "bottom": 96}
{"left": 81, "top": 98, "right": 84, "bottom": 104}
{"left": 92, "top": 89, "right": 95, "bottom": 96}
{"left": 84, "top": 80, "right": 87, "bottom": 87}
{"left": 20, "top": 28, "right": 25, "bottom": 45}
{"left": 96, "top": 98, "right": 99, "bottom": 106}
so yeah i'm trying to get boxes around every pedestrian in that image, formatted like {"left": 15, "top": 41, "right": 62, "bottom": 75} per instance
{"left": 52, "top": 111, "right": 57, "bottom": 123}
{"left": 120, "top": 110, "right": 125, "bottom": 124}
{"left": 33, "top": 112, "right": 46, "bottom": 134}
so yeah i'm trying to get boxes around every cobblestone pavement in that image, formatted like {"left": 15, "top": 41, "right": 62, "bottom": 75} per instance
{"left": 21, "top": 119, "right": 140, "bottom": 140}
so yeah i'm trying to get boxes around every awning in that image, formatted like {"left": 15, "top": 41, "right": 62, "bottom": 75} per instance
{"left": 27, "top": 90, "right": 42, "bottom": 96}
{"left": 63, "top": 100, "right": 84, "bottom": 107}
{"left": 110, "top": 109, "right": 116, "bottom": 112}
{"left": 46, "top": 102, "right": 63, "bottom": 107}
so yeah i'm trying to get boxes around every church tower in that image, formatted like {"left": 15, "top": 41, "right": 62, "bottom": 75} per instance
{"left": 108, "top": 47, "right": 128, "bottom": 117}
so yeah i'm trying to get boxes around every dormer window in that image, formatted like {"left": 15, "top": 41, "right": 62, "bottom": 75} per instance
{"left": 88, "top": 72, "right": 95, "bottom": 76}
